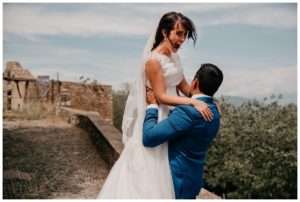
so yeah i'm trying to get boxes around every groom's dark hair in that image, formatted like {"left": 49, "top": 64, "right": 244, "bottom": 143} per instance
{"left": 194, "top": 63, "right": 223, "bottom": 96}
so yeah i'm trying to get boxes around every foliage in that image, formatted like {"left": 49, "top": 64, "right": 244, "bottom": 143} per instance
{"left": 205, "top": 97, "right": 297, "bottom": 199}
{"left": 112, "top": 83, "right": 130, "bottom": 131}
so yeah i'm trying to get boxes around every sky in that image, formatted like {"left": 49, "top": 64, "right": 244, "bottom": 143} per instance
{"left": 2, "top": 3, "right": 297, "bottom": 104}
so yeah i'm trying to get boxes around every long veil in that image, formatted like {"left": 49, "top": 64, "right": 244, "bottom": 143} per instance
{"left": 121, "top": 25, "right": 157, "bottom": 145}
{"left": 98, "top": 21, "right": 175, "bottom": 199}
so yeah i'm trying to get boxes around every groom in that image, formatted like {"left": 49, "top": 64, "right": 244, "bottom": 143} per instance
{"left": 143, "top": 63, "right": 223, "bottom": 199}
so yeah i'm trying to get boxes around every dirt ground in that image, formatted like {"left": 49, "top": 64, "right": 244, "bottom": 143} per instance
{"left": 3, "top": 116, "right": 109, "bottom": 199}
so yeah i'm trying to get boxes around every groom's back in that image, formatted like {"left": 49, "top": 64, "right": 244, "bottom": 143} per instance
{"left": 168, "top": 100, "right": 220, "bottom": 199}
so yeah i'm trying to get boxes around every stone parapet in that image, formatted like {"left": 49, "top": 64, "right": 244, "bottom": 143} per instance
{"left": 56, "top": 107, "right": 123, "bottom": 167}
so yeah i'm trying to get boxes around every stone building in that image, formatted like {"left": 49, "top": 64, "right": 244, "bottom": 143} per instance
{"left": 3, "top": 61, "right": 113, "bottom": 124}
{"left": 3, "top": 61, "right": 37, "bottom": 111}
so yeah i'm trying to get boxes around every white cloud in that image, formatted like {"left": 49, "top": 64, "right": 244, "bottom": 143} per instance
{"left": 178, "top": 47, "right": 296, "bottom": 99}
{"left": 219, "top": 66, "right": 297, "bottom": 99}
{"left": 3, "top": 3, "right": 296, "bottom": 39}
{"left": 3, "top": 4, "right": 153, "bottom": 38}
{"left": 202, "top": 6, "right": 297, "bottom": 30}
{"left": 122, "top": 3, "right": 242, "bottom": 15}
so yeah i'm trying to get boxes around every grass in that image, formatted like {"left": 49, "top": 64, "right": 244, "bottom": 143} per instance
{"left": 4, "top": 102, "right": 55, "bottom": 121}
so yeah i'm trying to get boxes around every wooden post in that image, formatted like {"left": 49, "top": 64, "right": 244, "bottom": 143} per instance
{"left": 51, "top": 80, "right": 54, "bottom": 104}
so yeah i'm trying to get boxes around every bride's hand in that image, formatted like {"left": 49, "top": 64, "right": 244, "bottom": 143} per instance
{"left": 146, "top": 86, "right": 158, "bottom": 105}
{"left": 192, "top": 99, "right": 213, "bottom": 121}
{"left": 214, "top": 100, "right": 222, "bottom": 117}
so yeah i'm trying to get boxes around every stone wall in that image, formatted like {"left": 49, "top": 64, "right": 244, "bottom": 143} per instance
{"left": 3, "top": 79, "right": 113, "bottom": 124}
{"left": 3, "top": 61, "right": 113, "bottom": 124}
{"left": 50, "top": 81, "right": 113, "bottom": 124}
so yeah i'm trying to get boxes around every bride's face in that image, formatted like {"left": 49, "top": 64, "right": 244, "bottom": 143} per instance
{"left": 167, "top": 22, "right": 187, "bottom": 53}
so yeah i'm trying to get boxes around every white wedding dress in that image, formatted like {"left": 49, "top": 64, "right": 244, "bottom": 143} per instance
{"left": 97, "top": 22, "right": 184, "bottom": 198}
{"left": 97, "top": 51, "right": 184, "bottom": 199}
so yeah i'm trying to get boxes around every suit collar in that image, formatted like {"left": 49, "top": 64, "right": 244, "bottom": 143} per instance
{"left": 192, "top": 94, "right": 214, "bottom": 104}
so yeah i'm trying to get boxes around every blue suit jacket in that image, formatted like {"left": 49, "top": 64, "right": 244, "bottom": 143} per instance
{"left": 143, "top": 96, "right": 220, "bottom": 199}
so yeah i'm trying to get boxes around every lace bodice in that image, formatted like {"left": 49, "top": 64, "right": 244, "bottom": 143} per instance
{"left": 145, "top": 51, "right": 184, "bottom": 121}
{"left": 146, "top": 51, "right": 184, "bottom": 88}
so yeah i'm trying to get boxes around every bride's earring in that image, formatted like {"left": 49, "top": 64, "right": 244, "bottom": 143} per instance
{"left": 164, "top": 36, "right": 167, "bottom": 41}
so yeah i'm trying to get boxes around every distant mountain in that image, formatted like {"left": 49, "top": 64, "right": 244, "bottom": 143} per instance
{"left": 217, "top": 96, "right": 250, "bottom": 106}
{"left": 216, "top": 95, "right": 297, "bottom": 106}
{"left": 276, "top": 94, "right": 297, "bottom": 106}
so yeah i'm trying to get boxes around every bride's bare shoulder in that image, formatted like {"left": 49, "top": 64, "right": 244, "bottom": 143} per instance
{"left": 145, "top": 59, "right": 162, "bottom": 73}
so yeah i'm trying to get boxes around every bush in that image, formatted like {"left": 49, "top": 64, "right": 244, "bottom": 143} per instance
{"left": 205, "top": 98, "right": 297, "bottom": 199}
{"left": 112, "top": 84, "right": 130, "bottom": 131}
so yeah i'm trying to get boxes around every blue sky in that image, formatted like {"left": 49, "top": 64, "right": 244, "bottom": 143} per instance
{"left": 3, "top": 3, "right": 297, "bottom": 103}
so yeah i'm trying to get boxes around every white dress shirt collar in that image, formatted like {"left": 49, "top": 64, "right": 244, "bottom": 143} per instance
{"left": 191, "top": 94, "right": 211, "bottom": 99}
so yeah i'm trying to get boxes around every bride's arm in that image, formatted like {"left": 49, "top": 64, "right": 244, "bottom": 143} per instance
{"left": 177, "top": 76, "right": 191, "bottom": 97}
{"left": 145, "top": 59, "right": 213, "bottom": 121}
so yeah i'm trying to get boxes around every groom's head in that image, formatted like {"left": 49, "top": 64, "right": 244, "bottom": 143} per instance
{"left": 191, "top": 63, "right": 223, "bottom": 96}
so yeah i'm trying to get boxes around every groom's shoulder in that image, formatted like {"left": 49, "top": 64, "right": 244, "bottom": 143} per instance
{"left": 172, "top": 104, "right": 202, "bottom": 120}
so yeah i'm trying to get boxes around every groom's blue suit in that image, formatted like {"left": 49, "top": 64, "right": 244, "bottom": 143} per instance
{"left": 143, "top": 95, "right": 220, "bottom": 199}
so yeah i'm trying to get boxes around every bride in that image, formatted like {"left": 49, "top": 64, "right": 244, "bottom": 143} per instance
{"left": 97, "top": 12, "right": 213, "bottom": 199}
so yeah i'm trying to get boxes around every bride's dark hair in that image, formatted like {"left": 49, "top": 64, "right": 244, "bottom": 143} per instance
{"left": 151, "top": 12, "right": 197, "bottom": 51}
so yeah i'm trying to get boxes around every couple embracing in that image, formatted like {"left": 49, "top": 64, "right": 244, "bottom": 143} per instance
{"left": 97, "top": 11, "right": 223, "bottom": 199}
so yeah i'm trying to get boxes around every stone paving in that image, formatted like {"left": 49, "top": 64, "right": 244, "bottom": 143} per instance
{"left": 3, "top": 116, "right": 109, "bottom": 199}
